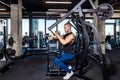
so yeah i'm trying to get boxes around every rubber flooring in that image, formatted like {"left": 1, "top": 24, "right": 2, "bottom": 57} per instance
{"left": 0, "top": 48, "right": 120, "bottom": 80}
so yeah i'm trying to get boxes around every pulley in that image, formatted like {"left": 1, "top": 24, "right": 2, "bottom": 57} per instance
{"left": 96, "top": 3, "right": 114, "bottom": 20}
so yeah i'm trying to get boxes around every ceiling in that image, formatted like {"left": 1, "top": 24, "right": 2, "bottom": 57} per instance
{"left": 0, "top": 0, "right": 120, "bottom": 17}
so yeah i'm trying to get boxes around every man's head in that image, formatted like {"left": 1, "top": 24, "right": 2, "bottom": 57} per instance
{"left": 64, "top": 22, "right": 72, "bottom": 33}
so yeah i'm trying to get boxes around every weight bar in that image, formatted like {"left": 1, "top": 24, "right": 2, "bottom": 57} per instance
{"left": 48, "top": 3, "right": 113, "bottom": 31}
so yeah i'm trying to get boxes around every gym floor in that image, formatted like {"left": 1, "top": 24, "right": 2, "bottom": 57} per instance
{"left": 0, "top": 48, "right": 120, "bottom": 80}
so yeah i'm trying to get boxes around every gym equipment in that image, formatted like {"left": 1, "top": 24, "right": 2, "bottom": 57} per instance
{"left": 22, "top": 35, "right": 29, "bottom": 46}
{"left": 22, "top": 47, "right": 48, "bottom": 59}
{"left": 22, "top": 33, "right": 50, "bottom": 59}
{"left": 0, "top": 20, "right": 14, "bottom": 75}
{"left": 0, "top": 48, "right": 3, "bottom": 59}
{"left": 37, "top": 31, "right": 46, "bottom": 48}
{"left": 48, "top": 0, "right": 114, "bottom": 31}
{"left": 96, "top": 3, "right": 114, "bottom": 20}
{"left": 6, "top": 48, "right": 16, "bottom": 60}
{"left": 8, "top": 36, "right": 14, "bottom": 47}
{"left": 2, "top": 26, "right": 16, "bottom": 60}
{"left": 47, "top": 0, "right": 112, "bottom": 79}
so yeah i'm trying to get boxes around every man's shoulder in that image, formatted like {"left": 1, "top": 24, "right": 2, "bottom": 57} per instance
{"left": 67, "top": 33, "right": 75, "bottom": 39}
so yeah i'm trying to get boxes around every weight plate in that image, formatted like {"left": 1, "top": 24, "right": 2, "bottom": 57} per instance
{"left": 96, "top": 3, "right": 114, "bottom": 20}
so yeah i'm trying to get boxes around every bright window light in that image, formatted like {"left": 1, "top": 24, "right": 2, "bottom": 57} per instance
{"left": 45, "top": 1, "right": 72, "bottom": 4}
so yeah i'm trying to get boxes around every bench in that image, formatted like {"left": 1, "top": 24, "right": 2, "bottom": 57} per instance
{"left": 22, "top": 48, "right": 48, "bottom": 59}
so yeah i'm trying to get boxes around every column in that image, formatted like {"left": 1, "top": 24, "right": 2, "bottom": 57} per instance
{"left": 10, "top": 0, "right": 22, "bottom": 56}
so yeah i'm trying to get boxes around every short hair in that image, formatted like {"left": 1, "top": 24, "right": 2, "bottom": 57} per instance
{"left": 64, "top": 22, "right": 72, "bottom": 27}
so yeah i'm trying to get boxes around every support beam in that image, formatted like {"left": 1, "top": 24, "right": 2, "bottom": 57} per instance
{"left": 29, "top": 13, "right": 33, "bottom": 48}
{"left": 10, "top": 0, "right": 22, "bottom": 56}
{"left": 98, "top": 20, "right": 105, "bottom": 54}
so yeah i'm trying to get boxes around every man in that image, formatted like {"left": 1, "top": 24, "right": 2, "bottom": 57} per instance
{"left": 49, "top": 22, "right": 75, "bottom": 80}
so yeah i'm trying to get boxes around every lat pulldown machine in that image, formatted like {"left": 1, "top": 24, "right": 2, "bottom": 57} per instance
{"left": 47, "top": 0, "right": 113, "bottom": 79}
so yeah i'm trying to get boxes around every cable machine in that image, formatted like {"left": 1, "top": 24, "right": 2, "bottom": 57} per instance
{"left": 47, "top": 0, "right": 113, "bottom": 79}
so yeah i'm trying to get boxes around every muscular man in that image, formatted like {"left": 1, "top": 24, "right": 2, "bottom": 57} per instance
{"left": 49, "top": 22, "right": 75, "bottom": 80}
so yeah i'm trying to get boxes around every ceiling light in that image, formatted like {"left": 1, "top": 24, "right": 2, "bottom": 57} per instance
{"left": 48, "top": 9, "right": 68, "bottom": 12}
{"left": 45, "top": 1, "right": 71, "bottom": 4}
{"left": 114, "top": 10, "right": 120, "bottom": 11}
{"left": 0, "top": 9, "right": 6, "bottom": 11}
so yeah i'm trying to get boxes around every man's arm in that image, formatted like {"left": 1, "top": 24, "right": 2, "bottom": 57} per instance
{"left": 54, "top": 32, "right": 75, "bottom": 45}
{"left": 48, "top": 35, "right": 59, "bottom": 41}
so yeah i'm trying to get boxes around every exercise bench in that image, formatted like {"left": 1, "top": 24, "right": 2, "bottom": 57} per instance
{"left": 22, "top": 47, "right": 48, "bottom": 59}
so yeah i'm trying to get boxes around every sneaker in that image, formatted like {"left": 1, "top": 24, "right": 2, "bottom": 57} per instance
{"left": 63, "top": 73, "right": 69, "bottom": 79}
{"left": 63, "top": 71, "right": 74, "bottom": 80}
{"left": 68, "top": 65, "right": 72, "bottom": 70}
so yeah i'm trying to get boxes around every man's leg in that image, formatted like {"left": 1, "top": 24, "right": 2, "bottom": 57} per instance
{"left": 54, "top": 52, "right": 75, "bottom": 73}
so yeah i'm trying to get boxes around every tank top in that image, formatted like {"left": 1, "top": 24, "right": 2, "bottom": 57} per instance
{"left": 63, "top": 32, "right": 75, "bottom": 54}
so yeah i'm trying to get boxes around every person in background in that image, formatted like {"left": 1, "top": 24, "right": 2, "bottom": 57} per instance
{"left": 105, "top": 34, "right": 111, "bottom": 44}
{"left": 105, "top": 34, "right": 112, "bottom": 50}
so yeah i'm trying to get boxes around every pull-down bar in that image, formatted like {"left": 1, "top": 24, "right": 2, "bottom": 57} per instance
{"left": 48, "top": 0, "right": 86, "bottom": 31}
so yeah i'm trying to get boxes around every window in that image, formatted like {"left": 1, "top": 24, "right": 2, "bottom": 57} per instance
{"left": 8, "top": 19, "right": 11, "bottom": 35}
{"left": 22, "top": 19, "right": 29, "bottom": 36}
{"left": 105, "top": 24, "right": 114, "bottom": 36}
{"left": 38, "top": 19, "right": 45, "bottom": 34}
{"left": 105, "top": 19, "right": 115, "bottom": 23}
{"left": 46, "top": 19, "right": 56, "bottom": 35}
